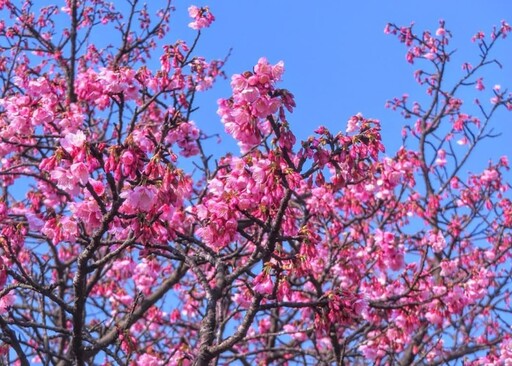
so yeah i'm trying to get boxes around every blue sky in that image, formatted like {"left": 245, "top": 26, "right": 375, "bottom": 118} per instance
{"left": 165, "top": 1, "right": 512, "bottom": 170}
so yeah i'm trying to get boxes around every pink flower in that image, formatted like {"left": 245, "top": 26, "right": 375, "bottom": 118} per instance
{"left": 472, "top": 31, "right": 485, "bottom": 42}
{"left": 254, "top": 57, "right": 273, "bottom": 77}
{"left": 272, "top": 61, "right": 285, "bottom": 80}
{"left": 59, "top": 217, "right": 78, "bottom": 243}
{"left": 51, "top": 167, "right": 76, "bottom": 192}
{"left": 374, "top": 230, "right": 404, "bottom": 271}
{"left": 25, "top": 213, "right": 44, "bottom": 231}
{"left": 120, "top": 150, "right": 137, "bottom": 177}
{"left": 136, "top": 354, "right": 162, "bottom": 366}
{"left": 252, "top": 97, "right": 280, "bottom": 118}
{"left": 32, "top": 108, "right": 54, "bottom": 125}
{"left": 108, "top": 259, "right": 135, "bottom": 280}
{"left": 427, "top": 231, "right": 446, "bottom": 253}
{"left": 70, "top": 162, "right": 89, "bottom": 185}
{"left": 435, "top": 149, "right": 447, "bottom": 167}
{"left": 481, "top": 168, "right": 499, "bottom": 184}
{"left": 0, "top": 292, "right": 15, "bottom": 314}
{"left": 251, "top": 159, "right": 271, "bottom": 184}
{"left": 475, "top": 78, "right": 485, "bottom": 91}
{"left": 230, "top": 74, "right": 248, "bottom": 92}
{"left": 450, "top": 177, "right": 460, "bottom": 189}
{"left": 133, "top": 258, "right": 160, "bottom": 295}
{"left": 283, "top": 324, "right": 307, "bottom": 342}
{"left": 0, "top": 269, "right": 5, "bottom": 290}
{"left": 188, "top": 6, "right": 214, "bottom": 30}
{"left": 440, "top": 259, "right": 459, "bottom": 277}
{"left": 240, "top": 87, "right": 259, "bottom": 103}
{"left": 253, "top": 272, "right": 274, "bottom": 295}
{"left": 70, "top": 199, "right": 102, "bottom": 233}
{"left": 89, "top": 179, "right": 105, "bottom": 196}
{"left": 346, "top": 113, "right": 363, "bottom": 133}
{"left": 120, "top": 185, "right": 158, "bottom": 212}
{"left": 50, "top": 162, "right": 89, "bottom": 194}
{"left": 61, "top": 130, "right": 86, "bottom": 152}
{"left": 457, "top": 137, "right": 468, "bottom": 145}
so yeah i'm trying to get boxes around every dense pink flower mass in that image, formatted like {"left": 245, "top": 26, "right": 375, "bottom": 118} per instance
{"left": 0, "top": 1, "right": 512, "bottom": 366}
{"left": 218, "top": 57, "right": 289, "bottom": 152}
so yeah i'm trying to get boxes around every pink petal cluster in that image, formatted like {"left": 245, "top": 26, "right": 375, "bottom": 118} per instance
{"left": 165, "top": 121, "right": 201, "bottom": 157}
{"left": 0, "top": 292, "right": 15, "bottom": 315}
{"left": 218, "top": 57, "right": 290, "bottom": 152}
{"left": 50, "top": 162, "right": 89, "bottom": 195}
{"left": 133, "top": 258, "right": 160, "bottom": 295}
{"left": 120, "top": 185, "right": 158, "bottom": 213}
{"left": 188, "top": 5, "right": 215, "bottom": 30}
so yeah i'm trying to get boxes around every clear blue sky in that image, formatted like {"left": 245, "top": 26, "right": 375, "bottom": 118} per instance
{"left": 165, "top": 1, "right": 512, "bottom": 170}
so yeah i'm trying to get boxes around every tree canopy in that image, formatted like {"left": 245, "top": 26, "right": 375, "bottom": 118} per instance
{"left": 0, "top": 1, "right": 511, "bottom": 365}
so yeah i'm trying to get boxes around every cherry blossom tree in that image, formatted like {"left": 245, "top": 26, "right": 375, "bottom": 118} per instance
{"left": 0, "top": 1, "right": 512, "bottom": 365}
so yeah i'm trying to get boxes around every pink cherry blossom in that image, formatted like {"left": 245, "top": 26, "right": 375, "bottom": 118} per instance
{"left": 136, "top": 354, "right": 163, "bottom": 366}
{"left": 0, "top": 292, "right": 15, "bottom": 314}
{"left": 188, "top": 5, "right": 215, "bottom": 30}
{"left": 133, "top": 258, "right": 160, "bottom": 295}
{"left": 252, "top": 272, "right": 274, "bottom": 295}
{"left": 120, "top": 185, "right": 158, "bottom": 213}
